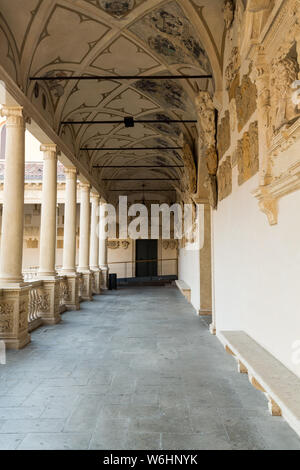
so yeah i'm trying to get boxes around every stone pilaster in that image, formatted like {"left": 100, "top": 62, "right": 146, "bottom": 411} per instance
{"left": 198, "top": 204, "right": 213, "bottom": 316}
{"left": 78, "top": 183, "right": 92, "bottom": 300}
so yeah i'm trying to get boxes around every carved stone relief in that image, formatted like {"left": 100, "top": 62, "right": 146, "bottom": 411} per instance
{"left": 162, "top": 240, "right": 178, "bottom": 250}
{"left": 223, "top": 0, "right": 235, "bottom": 30}
{"left": 195, "top": 91, "right": 218, "bottom": 208}
{"left": 225, "top": 47, "right": 240, "bottom": 93}
{"left": 218, "top": 156, "right": 232, "bottom": 201}
{"left": 235, "top": 74, "right": 258, "bottom": 132}
{"left": 180, "top": 135, "right": 197, "bottom": 194}
{"left": 238, "top": 121, "right": 259, "bottom": 185}
{"left": 270, "top": 56, "right": 299, "bottom": 134}
{"left": 0, "top": 303, "right": 14, "bottom": 333}
{"left": 107, "top": 240, "right": 131, "bottom": 249}
{"left": 217, "top": 111, "right": 231, "bottom": 160}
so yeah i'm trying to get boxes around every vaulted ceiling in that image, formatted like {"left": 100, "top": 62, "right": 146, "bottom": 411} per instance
{"left": 0, "top": 0, "right": 225, "bottom": 202}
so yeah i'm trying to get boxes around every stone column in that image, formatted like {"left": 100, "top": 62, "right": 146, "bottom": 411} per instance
{"left": 38, "top": 144, "right": 61, "bottom": 325}
{"left": 90, "top": 192, "right": 101, "bottom": 294}
{"left": 99, "top": 201, "right": 109, "bottom": 289}
{"left": 61, "top": 168, "right": 80, "bottom": 310}
{"left": 39, "top": 145, "right": 58, "bottom": 278}
{"left": 78, "top": 183, "right": 92, "bottom": 300}
{"left": 0, "top": 106, "right": 30, "bottom": 348}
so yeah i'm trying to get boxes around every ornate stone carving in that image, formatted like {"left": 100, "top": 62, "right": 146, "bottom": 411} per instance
{"left": 218, "top": 156, "right": 232, "bottom": 201}
{"left": 270, "top": 56, "right": 299, "bottom": 134}
{"left": 217, "top": 111, "right": 231, "bottom": 160}
{"left": 195, "top": 91, "right": 218, "bottom": 208}
{"left": 224, "top": 0, "right": 235, "bottom": 30}
{"left": 162, "top": 240, "right": 178, "bottom": 250}
{"left": 181, "top": 135, "right": 197, "bottom": 194}
{"left": 204, "top": 175, "right": 218, "bottom": 210}
{"left": 0, "top": 303, "right": 14, "bottom": 333}
{"left": 19, "top": 301, "right": 28, "bottom": 331}
{"left": 107, "top": 240, "right": 120, "bottom": 249}
{"left": 225, "top": 47, "right": 240, "bottom": 92}
{"left": 235, "top": 74, "right": 258, "bottom": 132}
{"left": 229, "top": 99, "right": 237, "bottom": 132}
{"left": 121, "top": 240, "right": 130, "bottom": 249}
{"left": 238, "top": 121, "right": 259, "bottom": 185}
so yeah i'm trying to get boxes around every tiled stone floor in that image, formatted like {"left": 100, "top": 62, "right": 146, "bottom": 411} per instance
{"left": 0, "top": 285, "right": 300, "bottom": 450}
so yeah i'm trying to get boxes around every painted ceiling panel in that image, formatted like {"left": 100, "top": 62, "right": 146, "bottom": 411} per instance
{"left": 0, "top": 0, "right": 224, "bottom": 199}
{"left": 129, "top": 1, "right": 212, "bottom": 72}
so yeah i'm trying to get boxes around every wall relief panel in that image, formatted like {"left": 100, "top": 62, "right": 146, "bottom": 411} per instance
{"left": 217, "top": 111, "right": 231, "bottom": 160}
{"left": 235, "top": 74, "right": 257, "bottom": 132}
{"left": 238, "top": 121, "right": 259, "bottom": 185}
{"left": 218, "top": 156, "right": 232, "bottom": 201}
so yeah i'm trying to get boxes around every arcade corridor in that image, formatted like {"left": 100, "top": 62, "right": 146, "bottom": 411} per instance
{"left": 0, "top": 286, "right": 299, "bottom": 451}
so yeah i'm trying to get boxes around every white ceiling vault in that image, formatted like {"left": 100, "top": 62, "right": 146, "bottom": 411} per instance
{"left": 0, "top": 0, "right": 225, "bottom": 202}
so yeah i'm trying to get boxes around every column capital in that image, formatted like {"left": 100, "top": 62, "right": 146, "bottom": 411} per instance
{"left": 91, "top": 192, "right": 100, "bottom": 202}
{"left": 40, "top": 144, "right": 57, "bottom": 160}
{"left": 64, "top": 167, "right": 77, "bottom": 178}
{"left": 80, "top": 182, "right": 91, "bottom": 192}
{"left": 0, "top": 106, "right": 24, "bottom": 126}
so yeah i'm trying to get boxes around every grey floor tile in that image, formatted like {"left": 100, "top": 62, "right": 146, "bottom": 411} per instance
{"left": 17, "top": 432, "right": 92, "bottom": 450}
{"left": 0, "top": 286, "right": 298, "bottom": 451}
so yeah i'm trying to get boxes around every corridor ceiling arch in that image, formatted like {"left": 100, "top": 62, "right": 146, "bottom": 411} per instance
{"left": 0, "top": 0, "right": 225, "bottom": 200}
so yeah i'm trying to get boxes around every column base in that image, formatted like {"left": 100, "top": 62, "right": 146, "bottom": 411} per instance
{"left": 209, "top": 323, "right": 216, "bottom": 335}
{"left": 0, "top": 285, "right": 31, "bottom": 350}
{"left": 37, "top": 278, "right": 61, "bottom": 325}
{"left": 78, "top": 271, "right": 93, "bottom": 301}
{"left": 59, "top": 272, "right": 81, "bottom": 311}
{"left": 91, "top": 269, "right": 102, "bottom": 295}
{"left": 100, "top": 266, "right": 109, "bottom": 290}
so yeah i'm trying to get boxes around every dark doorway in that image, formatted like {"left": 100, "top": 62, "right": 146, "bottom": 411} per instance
{"left": 136, "top": 240, "right": 158, "bottom": 278}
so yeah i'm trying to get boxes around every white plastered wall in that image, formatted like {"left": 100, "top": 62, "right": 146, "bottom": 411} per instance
{"left": 213, "top": 166, "right": 300, "bottom": 378}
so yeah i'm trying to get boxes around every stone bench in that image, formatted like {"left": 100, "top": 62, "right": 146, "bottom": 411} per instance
{"left": 219, "top": 330, "right": 300, "bottom": 437}
{"left": 175, "top": 280, "right": 191, "bottom": 303}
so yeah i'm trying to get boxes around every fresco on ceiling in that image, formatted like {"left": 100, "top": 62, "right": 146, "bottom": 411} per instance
{"left": 145, "top": 113, "right": 182, "bottom": 137}
{"left": 134, "top": 78, "right": 190, "bottom": 112}
{"left": 130, "top": 1, "right": 211, "bottom": 72}
{"left": 86, "top": 0, "right": 142, "bottom": 18}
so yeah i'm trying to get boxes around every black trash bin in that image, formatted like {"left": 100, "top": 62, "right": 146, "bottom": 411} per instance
{"left": 109, "top": 273, "right": 117, "bottom": 290}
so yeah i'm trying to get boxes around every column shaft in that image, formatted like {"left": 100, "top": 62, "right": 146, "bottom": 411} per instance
{"left": 90, "top": 193, "right": 100, "bottom": 270}
{"left": 0, "top": 106, "right": 25, "bottom": 284}
{"left": 38, "top": 144, "right": 57, "bottom": 278}
{"left": 78, "top": 184, "right": 91, "bottom": 272}
{"left": 99, "top": 201, "right": 109, "bottom": 289}
{"left": 62, "top": 168, "right": 77, "bottom": 273}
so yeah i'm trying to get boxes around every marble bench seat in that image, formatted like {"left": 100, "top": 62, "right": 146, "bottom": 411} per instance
{"left": 175, "top": 280, "right": 191, "bottom": 303}
{"left": 219, "top": 330, "right": 300, "bottom": 437}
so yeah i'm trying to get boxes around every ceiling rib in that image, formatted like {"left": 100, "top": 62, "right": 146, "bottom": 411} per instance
{"left": 82, "top": 147, "right": 182, "bottom": 151}
{"left": 30, "top": 74, "right": 212, "bottom": 81}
